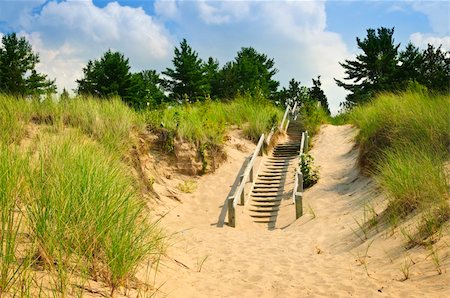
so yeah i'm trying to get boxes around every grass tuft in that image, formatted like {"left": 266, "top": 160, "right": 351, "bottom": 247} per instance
{"left": 351, "top": 91, "right": 449, "bottom": 243}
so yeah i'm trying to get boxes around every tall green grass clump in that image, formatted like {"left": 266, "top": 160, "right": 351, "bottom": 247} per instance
{"left": 144, "top": 94, "right": 282, "bottom": 149}
{"left": 351, "top": 91, "right": 449, "bottom": 242}
{"left": 0, "top": 94, "right": 144, "bottom": 155}
{"left": 0, "top": 146, "right": 28, "bottom": 295}
{"left": 26, "top": 131, "right": 160, "bottom": 293}
{"left": 299, "top": 103, "right": 329, "bottom": 137}
{"left": 0, "top": 95, "right": 162, "bottom": 295}
{"left": 0, "top": 95, "right": 27, "bottom": 144}
{"left": 351, "top": 91, "right": 448, "bottom": 170}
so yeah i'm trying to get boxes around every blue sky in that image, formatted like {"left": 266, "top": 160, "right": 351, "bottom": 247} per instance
{"left": 0, "top": 0, "right": 448, "bottom": 113}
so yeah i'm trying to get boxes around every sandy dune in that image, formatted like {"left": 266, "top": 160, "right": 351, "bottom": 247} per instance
{"left": 149, "top": 125, "right": 450, "bottom": 297}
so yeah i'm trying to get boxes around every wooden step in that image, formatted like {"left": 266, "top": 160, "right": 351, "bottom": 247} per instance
{"left": 248, "top": 206, "right": 280, "bottom": 212}
{"left": 250, "top": 201, "right": 281, "bottom": 207}
{"left": 251, "top": 197, "right": 282, "bottom": 202}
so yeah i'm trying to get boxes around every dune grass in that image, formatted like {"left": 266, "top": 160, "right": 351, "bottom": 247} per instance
{"left": 0, "top": 93, "right": 283, "bottom": 295}
{"left": 0, "top": 94, "right": 162, "bottom": 296}
{"left": 144, "top": 94, "right": 283, "bottom": 148}
{"left": 350, "top": 91, "right": 449, "bottom": 243}
{"left": 0, "top": 93, "right": 144, "bottom": 154}
{"left": 299, "top": 103, "right": 330, "bottom": 137}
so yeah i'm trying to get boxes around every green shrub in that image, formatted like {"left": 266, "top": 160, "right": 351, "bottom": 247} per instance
{"left": 300, "top": 153, "right": 319, "bottom": 188}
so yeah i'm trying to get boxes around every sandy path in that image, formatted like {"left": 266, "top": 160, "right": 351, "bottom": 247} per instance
{"left": 149, "top": 125, "right": 449, "bottom": 297}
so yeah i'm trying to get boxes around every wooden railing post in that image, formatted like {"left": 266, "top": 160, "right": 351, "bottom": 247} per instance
{"left": 279, "top": 106, "right": 290, "bottom": 131}
{"left": 304, "top": 131, "right": 309, "bottom": 153}
{"left": 295, "top": 170, "right": 303, "bottom": 219}
{"left": 240, "top": 188, "right": 245, "bottom": 205}
{"left": 228, "top": 197, "right": 236, "bottom": 227}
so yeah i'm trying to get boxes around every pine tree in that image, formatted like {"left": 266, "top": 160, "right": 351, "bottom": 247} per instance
{"left": 335, "top": 27, "right": 400, "bottom": 106}
{"left": 0, "top": 33, "right": 56, "bottom": 96}
{"left": 309, "top": 76, "right": 330, "bottom": 115}
{"left": 129, "top": 70, "right": 167, "bottom": 109}
{"left": 76, "top": 50, "right": 132, "bottom": 100}
{"left": 162, "top": 39, "right": 208, "bottom": 102}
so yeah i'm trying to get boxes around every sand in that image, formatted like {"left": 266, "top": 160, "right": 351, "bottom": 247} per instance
{"left": 147, "top": 125, "right": 450, "bottom": 297}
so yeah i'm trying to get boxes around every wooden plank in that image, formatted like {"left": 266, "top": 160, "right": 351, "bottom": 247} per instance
{"left": 295, "top": 171, "right": 303, "bottom": 219}
{"left": 305, "top": 131, "right": 309, "bottom": 153}
{"left": 279, "top": 105, "right": 290, "bottom": 131}
{"left": 233, "top": 134, "right": 265, "bottom": 207}
{"left": 227, "top": 197, "right": 235, "bottom": 227}
{"left": 265, "top": 127, "right": 275, "bottom": 145}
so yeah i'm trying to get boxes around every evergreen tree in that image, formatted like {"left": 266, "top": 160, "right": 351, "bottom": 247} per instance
{"left": 278, "top": 78, "right": 303, "bottom": 106}
{"left": 0, "top": 33, "right": 56, "bottom": 96}
{"left": 335, "top": 27, "right": 400, "bottom": 106}
{"left": 398, "top": 42, "right": 423, "bottom": 86}
{"left": 76, "top": 50, "right": 132, "bottom": 101}
{"left": 418, "top": 44, "right": 450, "bottom": 92}
{"left": 162, "top": 39, "right": 208, "bottom": 102}
{"left": 217, "top": 61, "right": 239, "bottom": 99}
{"left": 129, "top": 70, "right": 167, "bottom": 109}
{"left": 60, "top": 88, "right": 70, "bottom": 101}
{"left": 227, "top": 47, "right": 279, "bottom": 99}
{"left": 309, "top": 76, "right": 330, "bottom": 115}
{"left": 203, "top": 57, "right": 220, "bottom": 99}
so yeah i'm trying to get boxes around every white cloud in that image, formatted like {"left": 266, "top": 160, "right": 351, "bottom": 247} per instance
{"left": 186, "top": 1, "right": 351, "bottom": 113}
{"left": 15, "top": 0, "right": 174, "bottom": 93}
{"left": 0, "top": 0, "right": 46, "bottom": 27}
{"left": 197, "top": 0, "right": 251, "bottom": 25}
{"left": 154, "top": 0, "right": 179, "bottom": 20}
{"left": 411, "top": 1, "right": 450, "bottom": 35}
{"left": 410, "top": 32, "right": 450, "bottom": 50}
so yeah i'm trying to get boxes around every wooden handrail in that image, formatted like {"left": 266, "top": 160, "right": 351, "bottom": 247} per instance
{"left": 233, "top": 134, "right": 264, "bottom": 206}
{"left": 279, "top": 105, "right": 291, "bottom": 131}
{"left": 228, "top": 134, "right": 265, "bottom": 227}
{"left": 227, "top": 104, "right": 293, "bottom": 227}
{"left": 293, "top": 130, "right": 308, "bottom": 218}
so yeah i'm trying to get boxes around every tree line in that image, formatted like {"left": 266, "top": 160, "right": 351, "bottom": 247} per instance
{"left": 1, "top": 28, "right": 448, "bottom": 112}
{"left": 335, "top": 27, "right": 449, "bottom": 108}
{"left": 0, "top": 33, "right": 330, "bottom": 114}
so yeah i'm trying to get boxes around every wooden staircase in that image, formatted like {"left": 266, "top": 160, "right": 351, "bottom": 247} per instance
{"left": 248, "top": 120, "right": 302, "bottom": 225}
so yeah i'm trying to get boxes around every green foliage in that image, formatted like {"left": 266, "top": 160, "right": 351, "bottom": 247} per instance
{"left": 300, "top": 153, "right": 319, "bottom": 188}
{"left": 351, "top": 91, "right": 449, "bottom": 240}
{"left": 278, "top": 78, "right": 310, "bottom": 107}
{"left": 350, "top": 91, "right": 448, "bottom": 170}
{"left": 299, "top": 102, "right": 329, "bottom": 136}
{"left": 129, "top": 70, "right": 167, "bottom": 109}
{"left": 0, "top": 33, "right": 56, "bottom": 96}
{"left": 218, "top": 47, "right": 279, "bottom": 100}
{"left": 336, "top": 27, "right": 450, "bottom": 108}
{"left": 309, "top": 76, "right": 330, "bottom": 115}
{"left": 145, "top": 94, "right": 282, "bottom": 148}
{"left": 0, "top": 94, "right": 144, "bottom": 155}
{"left": 162, "top": 39, "right": 209, "bottom": 102}
{"left": 0, "top": 146, "right": 28, "bottom": 294}
{"left": 76, "top": 50, "right": 132, "bottom": 99}
{"left": 336, "top": 27, "right": 400, "bottom": 107}
{"left": 0, "top": 94, "right": 162, "bottom": 295}
{"left": 204, "top": 57, "right": 221, "bottom": 99}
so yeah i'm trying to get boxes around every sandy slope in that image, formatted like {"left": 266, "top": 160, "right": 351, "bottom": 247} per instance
{"left": 148, "top": 125, "right": 450, "bottom": 297}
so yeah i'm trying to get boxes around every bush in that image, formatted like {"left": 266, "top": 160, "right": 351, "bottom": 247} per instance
{"left": 300, "top": 153, "right": 319, "bottom": 188}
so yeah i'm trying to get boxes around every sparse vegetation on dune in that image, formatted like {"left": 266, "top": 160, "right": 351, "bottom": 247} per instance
{"left": 0, "top": 94, "right": 162, "bottom": 296}
{"left": 350, "top": 91, "right": 449, "bottom": 243}
{"left": 144, "top": 94, "right": 283, "bottom": 148}
{"left": 0, "top": 92, "right": 284, "bottom": 296}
